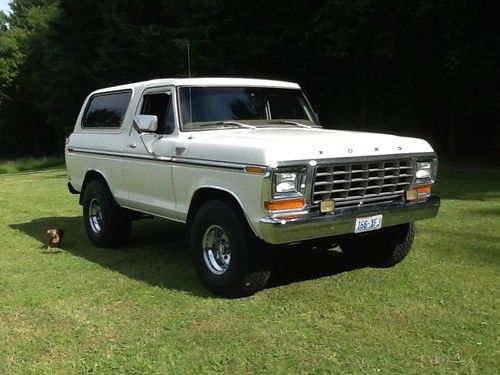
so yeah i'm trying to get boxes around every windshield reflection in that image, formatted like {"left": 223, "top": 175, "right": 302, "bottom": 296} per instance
{"left": 178, "top": 87, "right": 319, "bottom": 130}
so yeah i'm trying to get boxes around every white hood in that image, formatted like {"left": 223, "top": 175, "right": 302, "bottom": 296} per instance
{"left": 182, "top": 127, "right": 435, "bottom": 166}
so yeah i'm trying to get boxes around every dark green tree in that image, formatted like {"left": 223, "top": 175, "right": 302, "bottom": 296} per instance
{"left": 0, "top": 0, "right": 498, "bottom": 158}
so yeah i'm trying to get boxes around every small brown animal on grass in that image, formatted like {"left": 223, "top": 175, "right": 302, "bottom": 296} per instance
{"left": 47, "top": 228, "right": 64, "bottom": 250}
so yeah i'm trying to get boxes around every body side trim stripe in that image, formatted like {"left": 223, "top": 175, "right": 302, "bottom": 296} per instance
{"left": 66, "top": 147, "right": 265, "bottom": 171}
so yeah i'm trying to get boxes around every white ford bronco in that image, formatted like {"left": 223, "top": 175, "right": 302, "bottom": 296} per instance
{"left": 65, "top": 78, "right": 440, "bottom": 297}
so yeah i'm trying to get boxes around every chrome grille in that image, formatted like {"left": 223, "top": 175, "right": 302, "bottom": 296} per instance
{"left": 312, "top": 159, "right": 414, "bottom": 208}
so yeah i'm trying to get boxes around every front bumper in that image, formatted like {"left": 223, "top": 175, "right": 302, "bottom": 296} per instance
{"left": 259, "top": 195, "right": 440, "bottom": 244}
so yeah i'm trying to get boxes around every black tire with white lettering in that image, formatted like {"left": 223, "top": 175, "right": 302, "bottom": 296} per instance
{"left": 340, "top": 223, "right": 415, "bottom": 267}
{"left": 82, "top": 179, "right": 131, "bottom": 247}
{"left": 190, "top": 200, "right": 271, "bottom": 298}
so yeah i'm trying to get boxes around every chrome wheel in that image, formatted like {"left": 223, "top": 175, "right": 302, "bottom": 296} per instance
{"left": 88, "top": 198, "right": 103, "bottom": 234}
{"left": 202, "top": 225, "right": 231, "bottom": 275}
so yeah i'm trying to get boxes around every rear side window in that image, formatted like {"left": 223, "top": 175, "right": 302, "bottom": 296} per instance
{"left": 82, "top": 90, "right": 132, "bottom": 128}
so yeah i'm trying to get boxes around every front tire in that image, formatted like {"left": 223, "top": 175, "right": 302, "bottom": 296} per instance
{"left": 82, "top": 180, "right": 131, "bottom": 247}
{"left": 190, "top": 200, "right": 270, "bottom": 298}
{"left": 340, "top": 223, "right": 415, "bottom": 268}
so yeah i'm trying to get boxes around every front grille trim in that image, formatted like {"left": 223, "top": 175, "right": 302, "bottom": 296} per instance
{"left": 312, "top": 158, "right": 414, "bottom": 208}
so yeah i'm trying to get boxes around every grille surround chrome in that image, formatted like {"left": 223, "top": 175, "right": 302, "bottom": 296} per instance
{"left": 312, "top": 158, "right": 414, "bottom": 208}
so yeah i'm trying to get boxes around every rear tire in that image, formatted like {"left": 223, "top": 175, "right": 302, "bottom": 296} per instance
{"left": 82, "top": 179, "right": 131, "bottom": 247}
{"left": 340, "top": 223, "right": 415, "bottom": 268}
{"left": 190, "top": 199, "right": 270, "bottom": 298}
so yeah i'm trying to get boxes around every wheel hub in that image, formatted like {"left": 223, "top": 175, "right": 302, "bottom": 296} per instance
{"left": 88, "top": 198, "right": 103, "bottom": 234}
{"left": 202, "top": 225, "right": 231, "bottom": 275}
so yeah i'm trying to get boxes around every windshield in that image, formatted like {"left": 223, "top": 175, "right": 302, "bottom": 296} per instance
{"left": 178, "top": 87, "right": 319, "bottom": 130}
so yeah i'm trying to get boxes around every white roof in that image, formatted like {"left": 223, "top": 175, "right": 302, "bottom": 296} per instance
{"left": 91, "top": 77, "right": 300, "bottom": 95}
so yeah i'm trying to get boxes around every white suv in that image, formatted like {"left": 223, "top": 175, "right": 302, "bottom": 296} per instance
{"left": 65, "top": 78, "right": 440, "bottom": 297}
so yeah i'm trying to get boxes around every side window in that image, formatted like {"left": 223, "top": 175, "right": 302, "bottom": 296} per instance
{"left": 82, "top": 90, "right": 132, "bottom": 128}
{"left": 140, "top": 92, "right": 175, "bottom": 134}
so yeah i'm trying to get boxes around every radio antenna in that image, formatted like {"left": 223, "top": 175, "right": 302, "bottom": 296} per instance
{"left": 187, "top": 43, "right": 191, "bottom": 78}
{"left": 187, "top": 42, "right": 193, "bottom": 122}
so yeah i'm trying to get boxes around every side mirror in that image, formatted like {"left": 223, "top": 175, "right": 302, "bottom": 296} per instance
{"left": 133, "top": 115, "right": 158, "bottom": 133}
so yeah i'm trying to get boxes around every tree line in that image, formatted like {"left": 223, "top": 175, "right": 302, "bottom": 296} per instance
{"left": 0, "top": 0, "right": 498, "bottom": 158}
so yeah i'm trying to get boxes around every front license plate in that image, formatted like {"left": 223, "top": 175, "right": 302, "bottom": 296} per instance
{"left": 354, "top": 214, "right": 383, "bottom": 233}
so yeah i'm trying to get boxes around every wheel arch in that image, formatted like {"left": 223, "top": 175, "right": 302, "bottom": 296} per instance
{"left": 186, "top": 187, "right": 257, "bottom": 237}
{"left": 79, "top": 169, "right": 112, "bottom": 205}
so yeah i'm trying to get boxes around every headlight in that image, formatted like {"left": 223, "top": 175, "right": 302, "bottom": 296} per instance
{"left": 273, "top": 168, "right": 307, "bottom": 197}
{"left": 415, "top": 158, "right": 437, "bottom": 184}
{"left": 276, "top": 172, "right": 298, "bottom": 193}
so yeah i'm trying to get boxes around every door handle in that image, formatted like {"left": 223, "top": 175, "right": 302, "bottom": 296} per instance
{"left": 128, "top": 143, "right": 137, "bottom": 149}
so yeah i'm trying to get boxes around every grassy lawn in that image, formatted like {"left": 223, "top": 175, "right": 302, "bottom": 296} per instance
{"left": 0, "top": 156, "right": 64, "bottom": 175}
{"left": 0, "top": 163, "right": 498, "bottom": 374}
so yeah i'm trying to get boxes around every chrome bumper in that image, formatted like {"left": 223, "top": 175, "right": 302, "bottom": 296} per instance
{"left": 259, "top": 196, "right": 440, "bottom": 244}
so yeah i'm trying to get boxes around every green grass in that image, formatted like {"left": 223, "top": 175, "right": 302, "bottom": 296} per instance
{"left": 0, "top": 156, "right": 65, "bottom": 175}
{"left": 0, "top": 165, "right": 499, "bottom": 374}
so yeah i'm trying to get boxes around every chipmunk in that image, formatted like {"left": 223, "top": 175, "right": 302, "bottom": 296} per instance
{"left": 47, "top": 228, "right": 64, "bottom": 250}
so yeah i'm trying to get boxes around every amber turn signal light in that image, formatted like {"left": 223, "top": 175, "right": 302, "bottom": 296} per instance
{"left": 406, "top": 184, "right": 432, "bottom": 201}
{"left": 265, "top": 198, "right": 306, "bottom": 211}
{"left": 244, "top": 166, "right": 267, "bottom": 174}
{"left": 416, "top": 185, "right": 431, "bottom": 195}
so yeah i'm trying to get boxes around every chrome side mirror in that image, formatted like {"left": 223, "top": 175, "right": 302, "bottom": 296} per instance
{"left": 133, "top": 115, "right": 158, "bottom": 133}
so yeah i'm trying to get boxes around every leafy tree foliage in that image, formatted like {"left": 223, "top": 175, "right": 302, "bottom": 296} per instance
{"left": 0, "top": 11, "right": 8, "bottom": 32}
{"left": 0, "top": 0, "right": 59, "bottom": 155}
{"left": 0, "top": 0, "right": 498, "bottom": 157}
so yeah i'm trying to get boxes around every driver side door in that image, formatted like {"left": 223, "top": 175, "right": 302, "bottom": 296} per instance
{"left": 122, "top": 86, "right": 178, "bottom": 218}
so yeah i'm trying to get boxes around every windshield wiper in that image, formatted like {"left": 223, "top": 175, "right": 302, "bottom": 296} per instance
{"left": 194, "top": 121, "right": 257, "bottom": 130}
{"left": 267, "top": 120, "right": 319, "bottom": 129}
